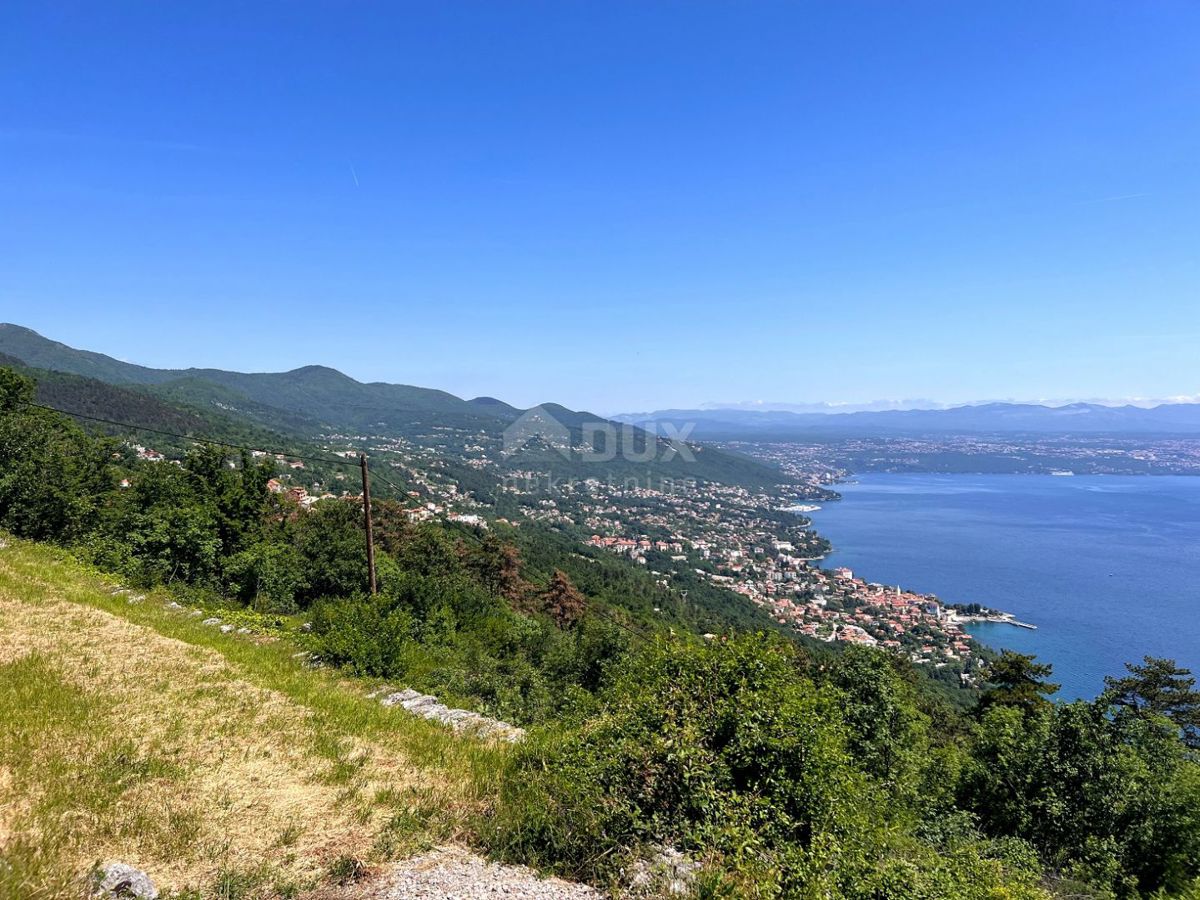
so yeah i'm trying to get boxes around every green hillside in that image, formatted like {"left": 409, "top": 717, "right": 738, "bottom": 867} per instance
{"left": 0, "top": 324, "right": 171, "bottom": 385}
{"left": 0, "top": 323, "right": 786, "bottom": 489}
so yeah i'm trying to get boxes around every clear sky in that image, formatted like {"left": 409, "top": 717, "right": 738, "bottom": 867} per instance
{"left": 2, "top": 2, "right": 1198, "bottom": 414}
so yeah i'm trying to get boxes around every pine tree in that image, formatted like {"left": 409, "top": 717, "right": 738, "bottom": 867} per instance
{"left": 1104, "top": 656, "right": 1200, "bottom": 747}
{"left": 977, "top": 650, "right": 1059, "bottom": 715}
{"left": 541, "top": 569, "right": 586, "bottom": 628}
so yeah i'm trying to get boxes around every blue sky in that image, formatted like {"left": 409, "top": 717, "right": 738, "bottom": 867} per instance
{"left": 2, "top": 2, "right": 1198, "bottom": 414}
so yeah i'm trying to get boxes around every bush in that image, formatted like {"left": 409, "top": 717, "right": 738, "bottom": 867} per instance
{"left": 310, "top": 595, "right": 416, "bottom": 677}
{"left": 486, "top": 635, "right": 1050, "bottom": 897}
{"left": 961, "top": 700, "right": 1200, "bottom": 896}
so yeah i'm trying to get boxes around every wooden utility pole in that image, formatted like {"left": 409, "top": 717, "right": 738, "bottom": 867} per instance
{"left": 360, "top": 453, "right": 377, "bottom": 594}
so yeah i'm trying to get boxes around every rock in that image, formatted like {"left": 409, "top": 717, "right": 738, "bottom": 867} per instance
{"left": 378, "top": 688, "right": 525, "bottom": 742}
{"left": 219, "top": 624, "right": 235, "bottom": 633}
{"left": 188, "top": 610, "right": 202, "bottom": 618}
{"left": 399, "top": 694, "right": 441, "bottom": 713}
{"left": 237, "top": 626, "right": 252, "bottom": 634}
{"left": 380, "top": 689, "right": 424, "bottom": 707}
{"left": 165, "top": 601, "right": 183, "bottom": 610}
{"left": 471, "top": 719, "right": 525, "bottom": 743}
{"left": 94, "top": 861, "right": 158, "bottom": 899}
{"left": 201, "top": 617, "right": 221, "bottom": 626}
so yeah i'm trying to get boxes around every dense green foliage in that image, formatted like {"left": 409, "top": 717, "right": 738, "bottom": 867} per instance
{"left": 0, "top": 368, "right": 112, "bottom": 542}
{"left": 489, "top": 640, "right": 1051, "bottom": 898}
{"left": 962, "top": 701, "right": 1200, "bottom": 895}
{"left": 2, "top": 365, "right": 1199, "bottom": 898}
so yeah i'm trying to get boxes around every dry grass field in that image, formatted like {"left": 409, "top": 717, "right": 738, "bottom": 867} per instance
{"left": 0, "top": 539, "right": 508, "bottom": 899}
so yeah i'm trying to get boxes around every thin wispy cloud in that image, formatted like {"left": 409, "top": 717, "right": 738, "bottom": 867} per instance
{"left": 1089, "top": 192, "right": 1149, "bottom": 203}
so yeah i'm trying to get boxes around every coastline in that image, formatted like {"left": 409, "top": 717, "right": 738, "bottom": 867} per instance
{"left": 798, "top": 471, "right": 1200, "bottom": 700}
{"left": 951, "top": 612, "right": 1037, "bottom": 630}
{"left": 803, "top": 474, "right": 1034, "bottom": 634}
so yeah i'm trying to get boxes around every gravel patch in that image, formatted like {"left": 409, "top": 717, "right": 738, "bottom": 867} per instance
{"left": 323, "top": 847, "right": 602, "bottom": 899}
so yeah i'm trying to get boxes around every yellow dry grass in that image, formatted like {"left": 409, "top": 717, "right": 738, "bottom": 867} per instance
{"left": 0, "top": 540, "right": 496, "bottom": 898}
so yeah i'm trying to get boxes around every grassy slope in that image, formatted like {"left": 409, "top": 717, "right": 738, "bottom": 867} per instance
{"left": 0, "top": 538, "right": 508, "bottom": 900}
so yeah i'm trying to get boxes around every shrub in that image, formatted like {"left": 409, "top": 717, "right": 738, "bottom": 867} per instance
{"left": 486, "top": 635, "right": 1053, "bottom": 897}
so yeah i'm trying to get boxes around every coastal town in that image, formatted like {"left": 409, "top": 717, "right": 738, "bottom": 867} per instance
{"left": 123, "top": 424, "right": 1031, "bottom": 680}
{"left": 723, "top": 434, "right": 1200, "bottom": 477}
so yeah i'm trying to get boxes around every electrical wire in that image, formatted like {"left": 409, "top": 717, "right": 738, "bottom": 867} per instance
{"left": 20, "top": 398, "right": 680, "bottom": 642}
{"left": 20, "top": 400, "right": 413, "bottom": 496}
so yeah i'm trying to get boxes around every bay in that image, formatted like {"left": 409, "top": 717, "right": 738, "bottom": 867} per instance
{"left": 807, "top": 473, "right": 1200, "bottom": 699}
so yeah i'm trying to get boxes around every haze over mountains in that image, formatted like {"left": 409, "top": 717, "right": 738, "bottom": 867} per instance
{"left": 619, "top": 401, "right": 1200, "bottom": 437}
{"left": 6, "top": 323, "right": 1200, "bottom": 452}
{"left": 694, "top": 396, "right": 1200, "bottom": 414}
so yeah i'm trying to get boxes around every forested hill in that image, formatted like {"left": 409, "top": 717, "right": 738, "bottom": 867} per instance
{"left": 0, "top": 323, "right": 542, "bottom": 430}
{"left": 0, "top": 324, "right": 783, "bottom": 489}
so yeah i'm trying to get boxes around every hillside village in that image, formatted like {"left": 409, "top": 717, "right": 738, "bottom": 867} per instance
{"left": 126, "top": 420, "right": 989, "bottom": 678}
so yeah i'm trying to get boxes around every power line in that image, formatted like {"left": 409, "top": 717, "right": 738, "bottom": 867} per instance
{"left": 20, "top": 399, "right": 414, "bottom": 497}
{"left": 22, "top": 400, "right": 360, "bottom": 466}
{"left": 580, "top": 595, "right": 668, "bottom": 648}
{"left": 21, "top": 397, "right": 673, "bottom": 645}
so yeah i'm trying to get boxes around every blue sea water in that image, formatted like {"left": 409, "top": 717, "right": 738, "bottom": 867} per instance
{"left": 807, "top": 474, "right": 1200, "bottom": 700}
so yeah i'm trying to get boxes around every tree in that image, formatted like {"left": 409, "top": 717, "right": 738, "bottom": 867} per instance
{"left": 829, "top": 646, "right": 927, "bottom": 798}
{"left": 182, "top": 445, "right": 272, "bottom": 561}
{"left": 1103, "top": 656, "right": 1200, "bottom": 748}
{"left": 470, "top": 533, "right": 529, "bottom": 605}
{"left": 977, "top": 651, "right": 1059, "bottom": 715}
{"left": 290, "top": 499, "right": 367, "bottom": 603}
{"left": 0, "top": 366, "right": 34, "bottom": 412}
{"left": 962, "top": 698, "right": 1200, "bottom": 896}
{"left": 225, "top": 541, "right": 305, "bottom": 611}
{"left": 541, "top": 569, "right": 586, "bottom": 628}
{"left": 0, "top": 367, "right": 112, "bottom": 542}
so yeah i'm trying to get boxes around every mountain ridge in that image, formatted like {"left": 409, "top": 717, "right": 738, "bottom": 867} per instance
{"left": 615, "top": 399, "right": 1200, "bottom": 436}
{"left": 0, "top": 323, "right": 555, "bottom": 431}
{"left": 0, "top": 323, "right": 784, "bottom": 488}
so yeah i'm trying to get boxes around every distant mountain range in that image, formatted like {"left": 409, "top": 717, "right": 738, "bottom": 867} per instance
{"left": 693, "top": 396, "right": 1199, "bottom": 414}
{"left": 616, "top": 401, "right": 1200, "bottom": 437}
{"left": 0, "top": 324, "right": 781, "bottom": 490}
{"left": 696, "top": 399, "right": 953, "bottom": 414}
{"left": 8, "top": 320, "right": 1198, "bottom": 484}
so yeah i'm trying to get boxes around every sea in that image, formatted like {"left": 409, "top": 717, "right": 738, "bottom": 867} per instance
{"left": 806, "top": 473, "right": 1200, "bottom": 700}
